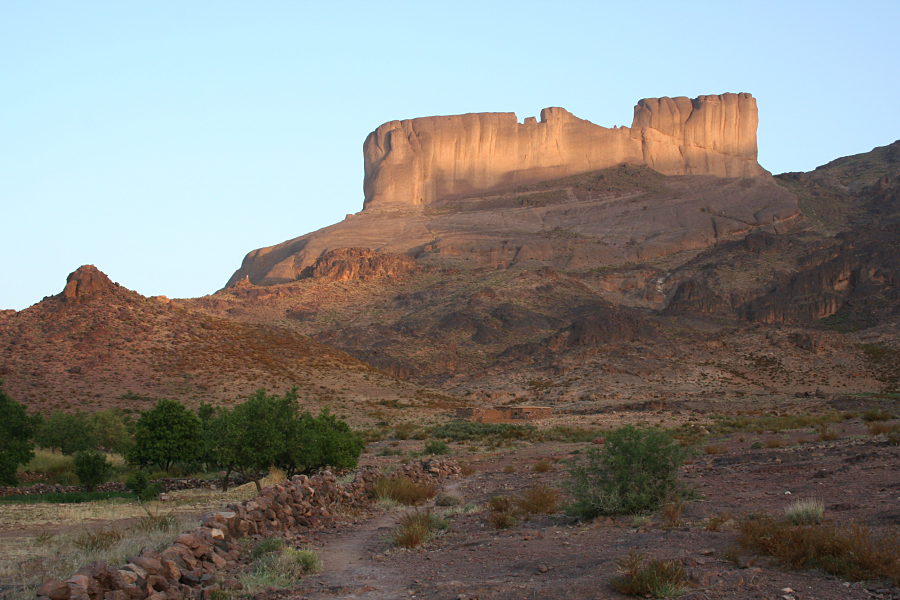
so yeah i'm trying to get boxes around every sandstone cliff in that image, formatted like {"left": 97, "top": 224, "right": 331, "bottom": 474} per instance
{"left": 364, "top": 93, "right": 767, "bottom": 207}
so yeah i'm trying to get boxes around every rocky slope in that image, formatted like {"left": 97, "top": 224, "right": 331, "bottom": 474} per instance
{"left": 0, "top": 266, "right": 452, "bottom": 423}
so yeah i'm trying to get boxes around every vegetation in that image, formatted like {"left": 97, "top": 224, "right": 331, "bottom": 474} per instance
{"left": 423, "top": 440, "right": 450, "bottom": 455}
{"left": 784, "top": 498, "right": 825, "bottom": 525}
{"left": 241, "top": 541, "right": 321, "bottom": 593}
{"left": 565, "top": 425, "right": 692, "bottom": 518}
{"left": 486, "top": 495, "right": 518, "bottom": 529}
{"left": 371, "top": 476, "right": 437, "bottom": 506}
{"left": 514, "top": 484, "right": 559, "bottom": 518}
{"left": 127, "top": 399, "right": 203, "bottom": 472}
{"left": 0, "top": 381, "right": 36, "bottom": 485}
{"left": 738, "top": 515, "right": 900, "bottom": 585}
{"left": 391, "top": 509, "right": 447, "bottom": 548}
{"left": 72, "top": 450, "right": 111, "bottom": 491}
{"left": 33, "top": 410, "right": 94, "bottom": 455}
{"left": 0, "top": 490, "right": 136, "bottom": 504}
{"left": 611, "top": 551, "right": 689, "bottom": 598}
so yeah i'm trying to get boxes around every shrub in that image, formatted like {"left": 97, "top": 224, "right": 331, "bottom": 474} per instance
{"left": 141, "top": 482, "right": 163, "bottom": 500}
{"left": 816, "top": 425, "right": 839, "bottom": 442}
{"left": 435, "top": 493, "right": 462, "bottom": 507}
{"left": 784, "top": 498, "right": 824, "bottom": 525}
{"left": 459, "top": 462, "right": 476, "bottom": 477}
{"left": 34, "top": 410, "right": 93, "bottom": 455}
{"left": 487, "top": 495, "right": 519, "bottom": 529}
{"left": 242, "top": 545, "right": 321, "bottom": 592}
{"left": 391, "top": 510, "right": 447, "bottom": 548}
{"left": 764, "top": 439, "right": 786, "bottom": 449}
{"left": 738, "top": 515, "right": 900, "bottom": 584}
{"left": 532, "top": 459, "right": 552, "bottom": 473}
{"left": 514, "top": 484, "right": 559, "bottom": 517}
{"left": 378, "top": 447, "right": 404, "bottom": 457}
{"left": 565, "top": 425, "right": 692, "bottom": 518}
{"left": 704, "top": 512, "right": 731, "bottom": 532}
{"left": 868, "top": 421, "right": 900, "bottom": 435}
{"left": 659, "top": 499, "right": 684, "bottom": 529}
{"left": 73, "top": 450, "right": 111, "bottom": 491}
{"left": 502, "top": 464, "right": 516, "bottom": 473}
{"left": 371, "top": 476, "right": 437, "bottom": 505}
{"left": 127, "top": 399, "right": 203, "bottom": 472}
{"left": 704, "top": 445, "right": 727, "bottom": 455}
{"left": 73, "top": 526, "right": 126, "bottom": 552}
{"left": 125, "top": 471, "right": 149, "bottom": 497}
{"left": 423, "top": 440, "right": 450, "bottom": 455}
{"left": 862, "top": 409, "right": 893, "bottom": 422}
{"left": 611, "top": 551, "right": 689, "bottom": 598}
{"left": 749, "top": 441, "right": 763, "bottom": 449}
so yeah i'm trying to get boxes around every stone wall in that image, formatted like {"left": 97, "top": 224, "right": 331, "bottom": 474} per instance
{"left": 34, "top": 459, "right": 460, "bottom": 600}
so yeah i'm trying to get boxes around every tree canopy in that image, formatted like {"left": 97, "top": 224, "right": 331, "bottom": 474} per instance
{"left": 126, "top": 399, "right": 203, "bottom": 472}
{"left": 0, "top": 381, "right": 36, "bottom": 485}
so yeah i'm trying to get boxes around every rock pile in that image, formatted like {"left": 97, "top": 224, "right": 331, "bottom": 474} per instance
{"left": 34, "top": 459, "right": 460, "bottom": 600}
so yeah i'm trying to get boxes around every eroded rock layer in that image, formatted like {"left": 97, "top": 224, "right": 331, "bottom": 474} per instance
{"left": 364, "top": 93, "right": 767, "bottom": 207}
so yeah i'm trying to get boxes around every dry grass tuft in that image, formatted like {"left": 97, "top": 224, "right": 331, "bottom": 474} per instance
{"left": 704, "top": 445, "right": 727, "bottom": 455}
{"left": 816, "top": 425, "right": 839, "bottom": 442}
{"left": 868, "top": 421, "right": 900, "bottom": 435}
{"left": 659, "top": 500, "right": 684, "bottom": 529}
{"left": 486, "top": 495, "right": 518, "bottom": 529}
{"left": 738, "top": 515, "right": 900, "bottom": 585}
{"left": 532, "top": 459, "right": 553, "bottom": 473}
{"left": 514, "top": 484, "right": 559, "bottom": 518}
{"left": 611, "top": 551, "right": 689, "bottom": 598}
{"left": 764, "top": 439, "right": 787, "bottom": 449}
{"left": 372, "top": 476, "right": 437, "bottom": 506}
{"left": 784, "top": 498, "right": 824, "bottom": 525}
{"left": 390, "top": 510, "right": 447, "bottom": 548}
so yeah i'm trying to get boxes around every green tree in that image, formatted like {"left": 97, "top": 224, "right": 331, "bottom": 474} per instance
{"left": 565, "top": 425, "right": 692, "bottom": 518}
{"left": 282, "top": 407, "right": 365, "bottom": 476}
{"left": 34, "top": 410, "right": 93, "bottom": 455}
{"left": 73, "top": 450, "right": 111, "bottom": 491}
{"left": 0, "top": 382, "right": 36, "bottom": 486}
{"left": 126, "top": 399, "right": 203, "bottom": 472}
{"left": 90, "top": 409, "right": 133, "bottom": 454}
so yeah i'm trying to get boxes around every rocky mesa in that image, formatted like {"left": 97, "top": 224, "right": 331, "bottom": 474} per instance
{"left": 364, "top": 92, "right": 767, "bottom": 208}
{"left": 227, "top": 93, "right": 795, "bottom": 288}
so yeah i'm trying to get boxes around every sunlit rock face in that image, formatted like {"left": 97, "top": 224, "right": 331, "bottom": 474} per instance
{"left": 362, "top": 93, "right": 767, "bottom": 208}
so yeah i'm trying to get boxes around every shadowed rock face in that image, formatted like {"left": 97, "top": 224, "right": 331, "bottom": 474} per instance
{"left": 364, "top": 93, "right": 767, "bottom": 208}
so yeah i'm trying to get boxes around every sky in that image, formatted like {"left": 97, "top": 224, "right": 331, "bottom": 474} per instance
{"left": 2, "top": 1, "right": 898, "bottom": 310}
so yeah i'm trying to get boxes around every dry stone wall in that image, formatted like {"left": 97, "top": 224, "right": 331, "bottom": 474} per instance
{"left": 34, "top": 459, "right": 460, "bottom": 600}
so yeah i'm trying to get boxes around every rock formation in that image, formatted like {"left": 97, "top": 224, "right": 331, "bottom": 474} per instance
{"left": 364, "top": 93, "right": 767, "bottom": 207}
{"left": 60, "top": 265, "right": 118, "bottom": 303}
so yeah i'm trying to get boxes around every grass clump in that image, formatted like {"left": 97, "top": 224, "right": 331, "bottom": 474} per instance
{"left": 514, "top": 484, "right": 559, "bottom": 518}
{"left": 816, "top": 425, "right": 839, "bottom": 442}
{"left": 390, "top": 509, "right": 447, "bottom": 548}
{"left": 372, "top": 476, "right": 437, "bottom": 506}
{"left": 434, "top": 493, "right": 462, "bottom": 507}
{"left": 487, "top": 495, "right": 518, "bottom": 529}
{"left": 241, "top": 546, "right": 321, "bottom": 592}
{"left": 784, "top": 498, "right": 824, "bottom": 525}
{"left": 611, "top": 551, "right": 689, "bottom": 598}
{"left": 565, "top": 425, "right": 693, "bottom": 518}
{"left": 712, "top": 412, "right": 843, "bottom": 434}
{"left": 738, "top": 515, "right": 900, "bottom": 584}
{"left": 862, "top": 409, "right": 894, "bottom": 422}
{"left": 0, "top": 491, "right": 136, "bottom": 504}
{"left": 532, "top": 459, "right": 552, "bottom": 473}
{"left": 251, "top": 537, "right": 287, "bottom": 559}
{"left": 72, "top": 527, "right": 126, "bottom": 552}
{"left": 868, "top": 421, "right": 900, "bottom": 435}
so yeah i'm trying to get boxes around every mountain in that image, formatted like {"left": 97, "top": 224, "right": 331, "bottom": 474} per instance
{"left": 0, "top": 266, "right": 454, "bottom": 423}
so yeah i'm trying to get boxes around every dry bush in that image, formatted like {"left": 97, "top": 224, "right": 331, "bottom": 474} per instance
{"left": 514, "top": 484, "right": 559, "bottom": 517}
{"left": 502, "top": 464, "right": 516, "bottom": 474}
{"left": 459, "top": 462, "right": 476, "bottom": 477}
{"left": 862, "top": 409, "right": 894, "bottom": 422}
{"left": 72, "top": 527, "right": 126, "bottom": 552}
{"left": 611, "top": 551, "right": 689, "bottom": 598}
{"left": 764, "top": 439, "right": 787, "bottom": 449}
{"left": 704, "top": 512, "right": 731, "bottom": 532}
{"left": 868, "top": 421, "right": 900, "bottom": 435}
{"left": 738, "top": 516, "right": 900, "bottom": 584}
{"left": 532, "top": 459, "right": 552, "bottom": 473}
{"left": 390, "top": 510, "right": 447, "bottom": 548}
{"left": 371, "top": 476, "right": 437, "bottom": 506}
{"left": 704, "top": 445, "right": 727, "bottom": 455}
{"left": 659, "top": 500, "right": 683, "bottom": 529}
{"left": 487, "top": 495, "right": 518, "bottom": 529}
{"left": 816, "top": 425, "right": 839, "bottom": 442}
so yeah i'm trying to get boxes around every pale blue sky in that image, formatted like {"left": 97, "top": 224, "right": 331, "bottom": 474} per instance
{"left": 2, "top": 1, "right": 898, "bottom": 310}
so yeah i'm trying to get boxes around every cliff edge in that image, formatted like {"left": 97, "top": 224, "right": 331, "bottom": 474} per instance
{"left": 363, "top": 93, "right": 767, "bottom": 207}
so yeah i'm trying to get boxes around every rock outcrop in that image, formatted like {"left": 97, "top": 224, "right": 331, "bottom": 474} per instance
{"left": 298, "top": 247, "right": 420, "bottom": 282}
{"left": 60, "top": 265, "right": 117, "bottom": 303}
{"left": 364, "top": 93, "right": 767, "bottom": 207}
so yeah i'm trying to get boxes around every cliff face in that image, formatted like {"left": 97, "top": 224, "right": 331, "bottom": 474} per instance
{"left": 363, "top": 93, "right": 767, "bottom": 207}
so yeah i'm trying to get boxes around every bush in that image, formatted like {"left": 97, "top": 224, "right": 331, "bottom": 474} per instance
{"left": 371, "top": 476, "right": 437, "bottom": 505}
{"left": 611, "top": 551, "right": 689, "bottom": 598}
{"left": 424, "top": 440, "right": 450, "bottom": 455}
{"left": 73, "top": 450, "right": 111, "bottom": 491}
{"left": 34, "top": 410, "right": 93, "bottom": 455}
{"left": 862, "top": 409, "right": 893, "bottom": 422}
{"left": 141, "top": 482, "right": 163, "bottom": 500}
{"left": 434, "top": 493, "right": 462, "bottom": 507}
{"left": 532, "top": 459, "right": 552, "bottom": 473}
{"left": 127, "top": 399, "right": 203, "bottom": 472}
{"left": 487, "top": 495, "right": 518, "bottom": 529}
{"left": 125, "top": 471, "right": 149, "bottom": 497}
{"left": 514, "top": 484, "right": 559, "bottom": 517}
{"left": 738, "top": 515, "right": 900, "bottom": 584}
{"left": 565, "top": 425, "right": 692, "bottom": 518}
{"left": 390, "top": 510, "right": 447, "bottom": 548}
